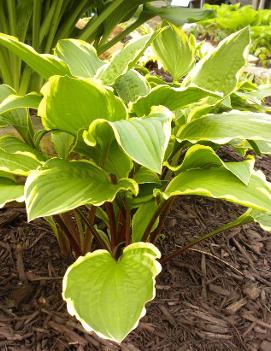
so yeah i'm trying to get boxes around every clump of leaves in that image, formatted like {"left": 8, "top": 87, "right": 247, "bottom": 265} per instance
{"left": 192, "top": 4, "right": 271, "bottom": 67}
{"left": 0, "top": 25, "right": 271, "bottom": 342}
{"left": 0, "top": 0, "right": 213, "bottom": 93}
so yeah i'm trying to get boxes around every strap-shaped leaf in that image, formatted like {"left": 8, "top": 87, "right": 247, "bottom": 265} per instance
{"left": 0, "top": 33, "right": 70, "bottom": 79}
{"left": 38, "top": 75, "right": 128, "bottom": 134}
{"left": 96, "top": 33, "right": 154, "bottom": 85}
{"left": 114, "top": 70, "right": 150, "bottom": 104}
{"left": 177, "top": 111, "right": 271, "bottom": 144}
{"left": 159, "top": 168, "right": 271, "bottom": 212}
{"left": 84, "top": 107, "right": 173, "bottom": 174}
{"left": 0, "top": 177, "right": 24, "bottom": 208}
{"left": 25, "top": 159, "right": 138, "bottom": 221}
{"left": 143, "top": 5, "right": 214, "bottom": 26}
{"left": 166, "top": 145, "right": 254, "bottom": 185}
{"left": 183, "top": 27, "right": 250, "bottom": 95}
{"left": 63, "top": 243, "right": 161, "bottom": 342}
{"left": 153, "top": 24, "right": 194, "bottom": 81}
{"left": 55, "top": 39, "right": 104, "bottom": 78}
{"left": 132, "top": 85, "right": 221, "bottom": 116}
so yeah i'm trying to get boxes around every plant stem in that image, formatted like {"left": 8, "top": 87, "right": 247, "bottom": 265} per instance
{"left": 82, "top": 206, "right": 96, "bottom": 253}
{"left": 124, "top": 199, "right": 130, "bottom": 246}
{"left": 142, "top": 199, "right": 170, "bottom": 242}
{"left": 160, "top": 209, "right": 253, "bottom": 264}
{"left": 54, "top": 215, "right": 82, "bottom": 257}
{"left": 76, "top": 208, "right": 108, "bottom": 250}
{"left": 79, "top": 0, "right": 125, "bottom": 41}
{"left": 105, "top": 202, "right": 117, "bottom": 251}
{"left": 45, "top": 216, "right": 70, "bottom": 256}
{"left": 150, "top": 197, "right": 175, "bottom": 243}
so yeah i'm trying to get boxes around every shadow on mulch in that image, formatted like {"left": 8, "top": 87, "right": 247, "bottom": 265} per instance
{"left": 0, "top": 157, "right": 271, "bottom": 351}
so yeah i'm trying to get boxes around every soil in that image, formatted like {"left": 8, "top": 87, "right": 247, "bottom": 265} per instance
{"left": 0, "top": 156, "right": 271, "bottom": 351}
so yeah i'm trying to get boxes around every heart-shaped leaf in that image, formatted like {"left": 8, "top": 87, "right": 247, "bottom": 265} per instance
{"left": 63, "top": 243, "right": 161, "bottom": 342}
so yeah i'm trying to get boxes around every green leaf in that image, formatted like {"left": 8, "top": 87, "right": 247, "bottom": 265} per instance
{"left": 78, "top": 123, "right": 133, "bottom": 179}
{"left": 0, "top": 33, "right": 70, "bottom": 79}
{"left": 114, "top": 70, "right": 150, "bottom": 104}
{"left": 102, "top": 140, "right": 133, "bottom": 179}
{"left": 97, "top": 33, "right": 154, "bottom": 85}
{"left": 159, "top": 168, "right": 271, "bottom": 212}
{"left": 55, "top": 39, "right": 104, "bottom": 78}
{"left": 133, "top": 167, "right": 161, "bottom": 185}
{"left": 0, "top": 177, "right": 24, "bottom": 208}
{"left": 153, "top": 24, "right": 194, "bottom": 81}
{"left": 0, "top": 85, "right": 34, "bottom": 144}
{"left": 0, "top": 85, "right": 14, "bottom": 102}
{"left": 25, "top": 159, "right": 138, "bottom": 221}
{"left": 143, "top": 5, "right": 214, "bottom": 26}
{"left": 63, "top": 242, "right": 161, "bottom": 342}
{"left": 0, "top": 148, "right": 41, "bottom": 176}
{"left": 253, "top": 141, "right": 271, "bottom": 155}
{"left": 0, "top": 136, "right": 44, "bottom": 161}
{"left": 250, "top": 209, "right": 271, "bottom": 232}
{"left": 84, "top": 107, "right": 173, "bottom": 174}
{"left": 0, "top": 92, "right": 42, "bottom": 115}
{"left": 167, "top": 144, "right": 254, "bottom": 185}
{"left": 132, "top": 85, "right": 221, "bottom": 116}
{"left": 132, "top": 200, "right": 159, "bottom": 242}
{"left": 38, "top": 75, "right": 127, "bottom": 134}
{"left": 183, "top": 27, "right": 250, "bottom": 95}
{"left": 51, "top": 131, "right": 75, "bottom": 159}
{"left": 177, "top": 111, "right": 271, "bottom": 144}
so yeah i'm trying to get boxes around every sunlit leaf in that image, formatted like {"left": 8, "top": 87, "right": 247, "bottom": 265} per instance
{"left": 63, "top": 243, "right": 161, "bottom": 342}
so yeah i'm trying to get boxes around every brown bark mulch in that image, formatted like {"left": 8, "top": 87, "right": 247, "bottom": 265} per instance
{"left": 0, "top": 156, "right": 271, "bottom": 351}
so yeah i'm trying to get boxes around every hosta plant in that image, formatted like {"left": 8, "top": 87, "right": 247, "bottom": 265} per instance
{"left": 1, "top": 25, "right": 271, "bottom": 342}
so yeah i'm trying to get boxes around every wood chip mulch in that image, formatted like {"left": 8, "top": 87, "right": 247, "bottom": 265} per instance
{"left": 0, "top": 156, "right": 271, "bottom": 351}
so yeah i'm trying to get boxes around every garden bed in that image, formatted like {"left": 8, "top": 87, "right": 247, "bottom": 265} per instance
{"left": 0, "top": 155, "right": 270, "bottom": 351}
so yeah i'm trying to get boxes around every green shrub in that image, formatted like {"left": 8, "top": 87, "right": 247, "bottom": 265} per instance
{"left": 0, "top": 25, "right": 271, "bottom": 342}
